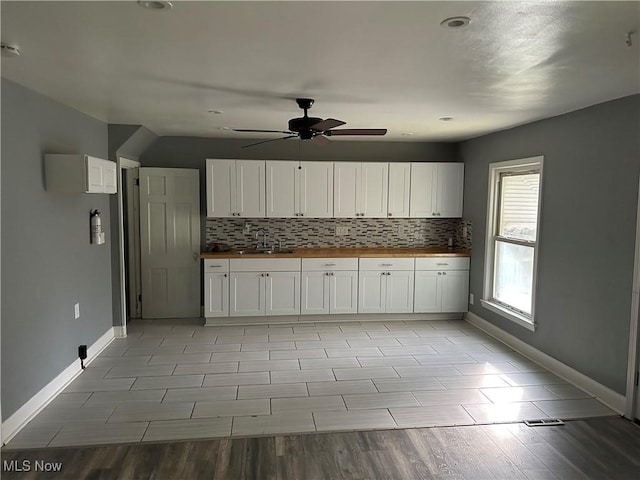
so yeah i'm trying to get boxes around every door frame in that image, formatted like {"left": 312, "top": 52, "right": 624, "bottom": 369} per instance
{"left": 624, "top": 175, "right": 640, "bottom": 419}
{"left": 117, "top": 157, "right": 141, "bottom": 337}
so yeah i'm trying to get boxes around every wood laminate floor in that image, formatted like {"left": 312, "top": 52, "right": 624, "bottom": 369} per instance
{"left": 3, "top": 319, "right": 617, "bottom": 449}
{"left": 2, "top": 417, "right": 639, "bottom": 479}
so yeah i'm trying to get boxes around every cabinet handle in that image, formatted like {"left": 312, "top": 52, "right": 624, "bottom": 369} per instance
{"left": 300, "top": 213, "right": 304, "bottom": 217}
{"left": 442, "top": 272, "right": 447, "bottom": 275}
{"left": 381, "top": 263, "right": 393, "bottom": 267}
{"left": 266, "top": 273, "right": 270, "bottom": 276}
{"left": 261, "top": 273, "right": 265, "bottom": 277}
{"left": 325, "top": 263, "right": 336, "bottom": 266}
{"left": 388, "top": 213, "right": 392, "bottom": 217}
{"left": 436, "top": 263, "right": 449, "bottom": 266}
{"left": 330, "top": 272, "right": 334, "bottom": 276}
{"left": 325, "top": 272, "right": 330, "bottom": 276}
{"left": 432, "top": 212, "right": 436, "bottom": 216}
{"left": 438, "top": 272, "right": 442, "bottom": 275}
{"left": 223, "top": 273, "right": 228, "bottom": 277}
{"left": 209, "top": 265, "right": 224, "bottom": 268}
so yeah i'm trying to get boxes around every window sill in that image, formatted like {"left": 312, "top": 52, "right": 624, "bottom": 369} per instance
{"left": 480, "top": 299, "right": 536, "bottom": 332}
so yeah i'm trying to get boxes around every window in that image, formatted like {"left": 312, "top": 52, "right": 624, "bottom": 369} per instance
{"left": 482, "top": 156, "right": 543, "bottom": 331}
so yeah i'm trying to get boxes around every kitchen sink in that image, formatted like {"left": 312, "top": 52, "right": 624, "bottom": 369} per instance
{"left": 233, "top": 248, "right": 296, "bottom": 255}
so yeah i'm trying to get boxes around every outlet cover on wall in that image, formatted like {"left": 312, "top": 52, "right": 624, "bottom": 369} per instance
{"left": 469, "top": 294, "right": 474, "bottom": 305}
{"left": 335, "top": 226, "right": 350, "bottom": 236}
{"left": 74, "top": 303, "right": 80, "bottom": 319}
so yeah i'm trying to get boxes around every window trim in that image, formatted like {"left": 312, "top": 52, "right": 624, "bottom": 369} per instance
{"left": 482, "top": 156, "right": 544, "bottom": 331}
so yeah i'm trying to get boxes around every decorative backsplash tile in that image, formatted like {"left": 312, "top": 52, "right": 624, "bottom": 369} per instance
{"left": 205, "top": 218, "right": 472, "bottom": 250}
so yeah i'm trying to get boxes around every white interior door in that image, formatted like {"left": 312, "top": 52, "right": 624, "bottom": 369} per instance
{"left": 139, "top": 168, "right": 200, "bottom": 319}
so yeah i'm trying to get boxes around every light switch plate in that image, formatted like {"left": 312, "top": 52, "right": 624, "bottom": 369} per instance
{"left": 335, "top": 226, "right": 349, "bottom": 236}
{"left": 469, "top": 294, "right": 474, "bottom": 305}
{"left": 74, "top": 303, "right": 80, "bottom": 319}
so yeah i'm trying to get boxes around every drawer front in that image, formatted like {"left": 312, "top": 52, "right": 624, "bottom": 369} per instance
{"left": 359, "top": 257, "right": 415, "bottom": 271}
{"left": 302, "top": 258, "right": 359, "bottom": 271}
{"left": 204, "top": 259, "right": 230, "bottom": 272}
{"left": 415, "top": 257, "right": 470, "bottom": 271}
{"left": 230, "top": 258, "right": 301, "bottom": 272}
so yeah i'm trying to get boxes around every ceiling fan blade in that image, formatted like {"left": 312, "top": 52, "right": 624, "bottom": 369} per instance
{"left": 233, "top": 128, "right": 294, "bottom": 134}
{"left": 312, "top": 135, "right": 331, "bottom": 146}
{"left": 310, "top": 118, "right": 346, "bottom": 131}
{"left": 242, "top": 135, "right": 297, "bottom": 148}
{"left": 325, "top": 129, "right": 387, "bottom": 136}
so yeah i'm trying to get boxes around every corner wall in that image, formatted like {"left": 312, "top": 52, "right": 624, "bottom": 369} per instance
{"left": 460, "top": 94, "right": 640, "bottom": 394}
{"left": 1, "top": 79, "right": 113, "bottom": 418}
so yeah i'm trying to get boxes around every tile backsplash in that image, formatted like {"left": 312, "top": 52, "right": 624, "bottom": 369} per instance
{"left": 206, "top": 218, "right": 472, "bottom": 250}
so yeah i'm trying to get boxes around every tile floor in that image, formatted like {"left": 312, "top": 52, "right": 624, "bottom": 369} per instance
{"left": 5, "top": 319, "right": 616, "bottom": 449}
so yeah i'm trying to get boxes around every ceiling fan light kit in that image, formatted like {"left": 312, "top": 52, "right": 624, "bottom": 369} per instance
{"left": 234, "top": 98, "right": 387, "bottom": 148}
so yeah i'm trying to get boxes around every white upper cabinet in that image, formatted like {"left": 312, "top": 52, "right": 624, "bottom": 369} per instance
{"left": 299, "top": 162, "right": 334, "bottom": 217}
{"left": 266, "top": 161, "right": 297, "bottom": 217}
{"left": 387, "top": 163, "right": 411, "bottom": 218}
{"left": 45, "top": 154, "right": 117, "bottom": 194}
{"left": 206, "top": 159, "right": 265, "bottom": 218}
{"left": 266, "top": 161, "right": 334, "bottom": 218}
{"left": 334, "top": 162, "right": 388, "bottom": 218}
{"left": 410, "top": 162, "right": 463, "bottom": 218}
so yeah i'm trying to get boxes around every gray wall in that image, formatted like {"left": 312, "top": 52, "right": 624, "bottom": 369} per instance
{"left": 460, "top": 94, "right": 640, "bottom": 395}
{"left": 140, "top": 136, "right": 458, "bottom": 248}
{"left": 1, "top": 79, "right": 112, "bottom": 418}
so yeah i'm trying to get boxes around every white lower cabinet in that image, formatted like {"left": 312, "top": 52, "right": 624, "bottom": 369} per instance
{"left": 414, "top": 257, "right": 469, "bottom": 313}
{"left": 229, "top": 258, "right": 301, "bottom": 317}
{"left": 301, "top": 258, "right": 358, "bottom": 315}
{"left": 358, "top": 258, "right": 415, "bottom": 314}
{"left": 204, "top": 260, "right": 230, "bottom": 317}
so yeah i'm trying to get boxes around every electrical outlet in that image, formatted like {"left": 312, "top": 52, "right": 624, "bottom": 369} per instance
{"left": 469, "top": 293, "right": 474, "bottom": 305}
{"left": 335, "top": 226, "right": 349, "bottom": 236}
{"left": 463, "top": 226, "right": 468, "bottom": 237}
{"left": 74, "top": 303, "right": 80, "bottom": 319}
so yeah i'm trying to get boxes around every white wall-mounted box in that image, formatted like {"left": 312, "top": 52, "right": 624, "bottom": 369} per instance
{"left": 45, "top": 154, "right": 117, "bottom": 194}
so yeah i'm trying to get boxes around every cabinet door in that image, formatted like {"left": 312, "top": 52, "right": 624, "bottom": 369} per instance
{"left": 330, "top": 270, "right": 358, "bottom": 314}
{"left": 230, "top": 272, "right": 265, "bottom": 316}
{"left": 409, "top": 163, "right": 437, "bottom": 218}
{"left": 334, "top": 162, "right": 360, "bottom": 217}
{"left": 436, "top": 163, "right": 464, "bottom": 217}
{"left": 236, "top": 160, "right": 265, "bottom": 217}
{"left": 206, "top": 159, "right": 234, "bottom": 217}
{"left": 86, "top": 156, "right": 105, "bottom": 193}
{"left": 358, "top": 270, "right": 386, "bottom": 314}
{"left": 387, "top": 163, "right": 410, "bottom": 218}
{"left": 299, "top": 162, "right": 333, "bottom": 218}
{"left": 301, "top": 271, "right": 330, "bottom": 315}
{"left": 265, "top": 271, "right": 301, "bottom": 316}
{"left": 360, "top": 163, "right": 389, "bottom": 218}
{"left": 386, "top": 270, "right": 414, "bottom": 313}
{"left": 440, "top": 270, "right": 469, "bottom": 313}
{"left": 204, "top": 273, "right": 229, "bottom": 317}
{"left": 414, "top": 270, "right": 440, "bottom": 313}
{"left": 266, "top": 161, "right": 297, "bottom": 218}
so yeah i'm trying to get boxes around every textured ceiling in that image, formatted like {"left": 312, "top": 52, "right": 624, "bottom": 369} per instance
{"left": 1, "top": 1, "right": 638, "bottom": 141}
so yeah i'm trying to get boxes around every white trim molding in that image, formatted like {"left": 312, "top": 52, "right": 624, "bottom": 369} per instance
{"left": 465, "top": 311, "right": 626, "bottom": 414}
{"left": 1, "top": 327, "right": 116, "bottom": 445}
{"left": 113, "top": 325, "right": 127, "bottom": 338}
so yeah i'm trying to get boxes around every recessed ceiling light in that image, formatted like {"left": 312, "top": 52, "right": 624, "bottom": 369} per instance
{"left": 208, "top": 110, "right": 224, "bottom": 115}
{"left": 1, "top": 43, "right": 21, "bottom": 57}
{"left": 439, "top": 116, "right": 454, "bottom": 122}
{"left": 440, "top": 16, "right": 470, "bottom": 29}
{"left": 137, "top": 1, "right": 173, "bottom": 11}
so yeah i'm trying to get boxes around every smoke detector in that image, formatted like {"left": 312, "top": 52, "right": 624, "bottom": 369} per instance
{"left": 440, "top": 16, "right": 471, "bottom": 29}
{"left": 1, "top": 43, "right": 21, "bottom": 57}
{"left": 137, "top": 1, "right": 173, "bottom": 11}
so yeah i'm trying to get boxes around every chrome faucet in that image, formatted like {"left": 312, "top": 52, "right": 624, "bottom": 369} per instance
{"left": 254, "top": 229, "right": 268, "bottom": 249}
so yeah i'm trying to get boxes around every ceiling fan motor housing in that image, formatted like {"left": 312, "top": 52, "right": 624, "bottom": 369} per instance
{"left": 288, "top": 116, "right": 323, "bottom": 137}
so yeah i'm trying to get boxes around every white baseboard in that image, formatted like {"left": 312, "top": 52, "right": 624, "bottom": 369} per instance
{"left": 1, "top": 327, "right": 116, "bottom": 445}
{"left": 465, "top": 311, "right": 626, "bottom": 414}
{"left": 113, "top": 325, "right": 127, "bottom": 338}
{"left": 205, "top": 312, "right": 463, "bottom": 326}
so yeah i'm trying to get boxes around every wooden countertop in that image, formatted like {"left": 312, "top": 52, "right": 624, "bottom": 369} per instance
{"left": 201, "top": 247, "right": 470, "bottom": 259}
